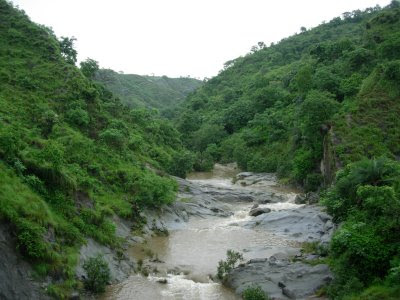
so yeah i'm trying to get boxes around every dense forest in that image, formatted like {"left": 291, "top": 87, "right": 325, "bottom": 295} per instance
{"left": 176, "top": 1, "right": 400, "bottom": 299}
{"left": 1, "top": 0, "right": 400, "bottom": 299}
{"left": 0, "top": 0, "right": 193, "bottom": 297}
{"left": 94, "top": 69, "right": 202, "bottom": 118}
{"left": 177, "top": 2, "right": 400, "bottom": 189}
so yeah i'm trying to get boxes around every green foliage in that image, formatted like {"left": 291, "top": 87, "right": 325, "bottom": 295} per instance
{"left": 0, "top": 0, "right": 194, "bottom": 295}
{"left": 217, "top": 250, "right": 244, "bottom": 280}
{"left": 321, "top": 158, "right": 400, "bottom": 299}
{"left": 59, "top": 36, "right": 77, "bottom": 65}
{"left": 242, "top": 285, "right": 269, "bottom": 300}
{"left": 94, "top": 69, "right": 202, "bottom": 115}
{"left": 321, "top": 157, "right": 400, "bottom": 221}
{"left": 176, "top": 3, "right": 400, "bottom": 189}
{"left": 80, "top": 58, "right": 99, "bottom": 79}
{"left": 83, "top": 255, "right": 111, "bottom": 293}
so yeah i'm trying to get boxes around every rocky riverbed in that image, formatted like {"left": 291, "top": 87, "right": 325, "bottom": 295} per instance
{"left": 99, "top": 164, "right": 335, "bottom": 300}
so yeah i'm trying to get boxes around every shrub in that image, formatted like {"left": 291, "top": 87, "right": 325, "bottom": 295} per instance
{"left": 99, "top": 128, "right": 124, "bottom": 149}
{"left": 15, "top": 219, "right": 48, "bottom": 260}
{"left": 66, "top": 108, "right": 89, "bottom": 127}
{"left": 304, "top": 173, "right": 323, "bottom": 192}
{"left": 83, "top": 255, "right": 111, "bottom": 293}
{"left": 242, "top": 285, "right": 269, "bottom": 300}
{"left": 217, "top": 250, "right": 243, "bottom": 280}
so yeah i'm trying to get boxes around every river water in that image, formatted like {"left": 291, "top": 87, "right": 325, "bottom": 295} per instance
{"left": 102, "top": 164, "right": 302, "bottom": 300}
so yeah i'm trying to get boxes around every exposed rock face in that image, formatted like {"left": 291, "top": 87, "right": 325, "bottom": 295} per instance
{"left": 225, "top": 254, "right": 333, "bottom": 300}
{"left": 76, "top": 238, "right": 135, "bottom": 284}
{"left": 0, "top": 224, "right": 49, "bottom": 300}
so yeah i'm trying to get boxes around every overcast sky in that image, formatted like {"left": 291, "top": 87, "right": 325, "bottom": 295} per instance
{"left": 11, "top": 0, "right": 391, "bottom": 79}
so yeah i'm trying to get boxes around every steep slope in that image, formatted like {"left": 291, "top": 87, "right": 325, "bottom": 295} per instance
{"left": 95, "top": 69, "right": 202, "bottom": 117}
{"left": 177, "top": 2, "right": 400, "bottom": 191}
{"left": 0, "top": 0, "right": 193, "bottom": 297}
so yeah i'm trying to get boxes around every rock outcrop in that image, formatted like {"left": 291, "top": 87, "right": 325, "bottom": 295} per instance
{"left": 0, "top": 224, "right": 49, "bottom": 300}
{"left": 226, "top": 254, "right": 332, "bottom": 300}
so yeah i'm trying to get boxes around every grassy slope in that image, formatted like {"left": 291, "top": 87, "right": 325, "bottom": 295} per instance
{"left": 0, "top": 0, "right": 191, "bottom": 297}
{"left": 95, "top": 69, "right": 202, "bottom": 115}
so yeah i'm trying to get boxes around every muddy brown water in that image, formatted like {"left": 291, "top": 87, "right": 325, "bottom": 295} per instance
{"left": 102, "top": 164, "right": 301, "bottom": 300}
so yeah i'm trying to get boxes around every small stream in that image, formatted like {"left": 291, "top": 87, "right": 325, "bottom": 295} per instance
{"left": 102, "top": 165, "right": 305, "bottom": 300}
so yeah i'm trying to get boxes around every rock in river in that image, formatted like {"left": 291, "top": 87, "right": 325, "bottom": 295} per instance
{"left": 249, "top": 207, "right": 271, "bottom": 216}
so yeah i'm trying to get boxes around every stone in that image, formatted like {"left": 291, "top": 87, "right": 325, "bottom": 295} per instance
{"left": 294, "top": 194, "right": 306, "bottom": 204}
{"left": 157, "top": 278, "right": 168, "bottom": 284}
{"left": 249, "top": 207, "right": 271, "bottom": 217}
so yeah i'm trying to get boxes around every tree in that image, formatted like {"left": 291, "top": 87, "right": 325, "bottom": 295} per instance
{"left": 59, "top": 36, "right": 77, "bottom": 64}
{"left": 80, "top": 58, "right": 99, "bottom": 78}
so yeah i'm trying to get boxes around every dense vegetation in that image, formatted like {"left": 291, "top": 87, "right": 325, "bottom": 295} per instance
{"left": 0, "top": 0, "right": 193, "bottom": 297}
{"left": 176, "top": 1, "right": 400, "bottom": 191}
{"left": 94, "top": 69, "right": 202, "bottom": 118}
{"left": 177, "top": 1, "right": 400, "bottom": 298}
{"left": 322, "top": 158, "right": 400, "bottom": 299}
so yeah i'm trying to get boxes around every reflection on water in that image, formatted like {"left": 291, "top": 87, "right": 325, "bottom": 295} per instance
{"left": 102, "top": 164, "right": 300, "bottom": 300}
{"left": 186, "top": 163, "right": 239, "bottom": 181}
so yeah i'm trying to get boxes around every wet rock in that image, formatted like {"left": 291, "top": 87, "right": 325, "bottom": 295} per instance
{"left": 76, "top": 238, "right": 135, "bottom": 284}
{"left": 157, "top": 278, "right": 168, "bottom": 284}
{"left": 225, "top": 258, "right": 333, "bottom": 300}
{"left": 324, "top": 220, "right": 334, "bottom": 231}
{"left": 294, "top": 194, "right": 306, "bottom": 204}
{"left": 69, "top": 291, "right": 80, "bottom": 300}
{"left": 282, "top": 287, "right": 296, "bottom": 299}
{"left": 249, "top": 207, "right": 272, "bottom": 216}
{"left": 307, "top": 192, "right": 319, "bottom": 204}
{"left": 0, "top": 224, "right": 50, "bottom": 300}
{"left": 251, "top": 203, "right": 259, "bottom": 209}
{"left": 244, "top": 205, "right": 334, "bottom": 243}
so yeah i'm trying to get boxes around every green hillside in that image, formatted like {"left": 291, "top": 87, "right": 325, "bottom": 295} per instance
{"left": 177, "top": 1, "right": 400, "bottom": 299}
{"left": 0, "top": 0, "right": 193, "bottom": 297}
{"left": 177, "top": 2, "right": 400, "bottom": 189}
{"left": 95, "top": 69, "right": 202, "bottom": 117}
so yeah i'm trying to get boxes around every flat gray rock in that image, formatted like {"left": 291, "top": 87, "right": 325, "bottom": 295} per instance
{"left": 225, "top": 255, "right": 332, "bottom": 300}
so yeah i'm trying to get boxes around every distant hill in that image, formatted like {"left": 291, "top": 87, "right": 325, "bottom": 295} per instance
{"left": 95, "top": 69, "right": 202, "bottom": 116}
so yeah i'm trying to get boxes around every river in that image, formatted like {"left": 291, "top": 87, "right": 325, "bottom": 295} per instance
{"left": 102, "top": 164, "right": 332, "bottom": 300}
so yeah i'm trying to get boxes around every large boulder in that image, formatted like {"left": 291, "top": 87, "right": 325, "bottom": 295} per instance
{"left": 225, "top": 254, "right": 333, "bottom": 300}
{"left": 249, "top": 207, "right": 272, "bottom": 216}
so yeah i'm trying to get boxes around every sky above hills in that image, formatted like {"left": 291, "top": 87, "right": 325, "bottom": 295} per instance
{"left": 12, "top": 0, "right": 391, "bottom": 79}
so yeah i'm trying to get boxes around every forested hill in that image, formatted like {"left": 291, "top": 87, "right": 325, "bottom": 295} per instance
{"left": 95, "top": 69, "right": 202, "bottom": 117}
{"left": 177, "top": 2, "right": 400, "bottom": 190}
{"left": 176, "top": 3, "right": 400, "bottom": 298}
{"left": 0, "top": 0, "right": 193, "bottom": 297}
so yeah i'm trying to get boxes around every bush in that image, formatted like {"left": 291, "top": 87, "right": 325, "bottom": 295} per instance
{"left": 304, "top": 173, "right": 323, "bottom": 192}
{"left": 15, "top": 219, "right": 48, "bottom": 260}
{"left": 242, "top": 285, "right": 269, "bottom": 300}
{"left": 83, "top": 255, "right": 111, "bottom": 293}
{"left": 66, "top": 108, "right": 89, "bottom": 127}
{"left": 99, "top": 128, "right": 124, "bottom": 149}
{"left": 217, "top": 250, "right": 243, "bottom": 280}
